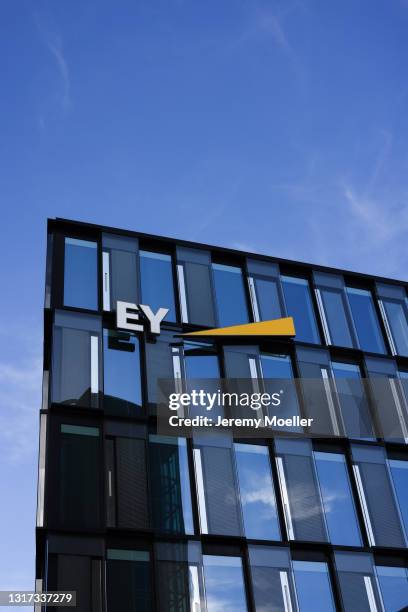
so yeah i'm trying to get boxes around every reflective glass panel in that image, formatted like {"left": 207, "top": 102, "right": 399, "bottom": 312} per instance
{"left": 314, "top": 452, "right": 362, "bottom": 546}
{"left": 376, "top": 565, "right": 408, "bottom": 612}
{"left": 234, "top": 444, "right": 280, "bottom": 540}
{"left": 203, "top": 555, "right": 248, "bottom": 612}
{"left": 107, "top": 550, "right": 150, "bottom": 612}
{"left": 293, "top": 561, "right": 335, "bottom": 612}
{"left": 212, "top": 263, "right": 249, "bottom": 327}
{"left": 389, "top": 459, "right": 408, "bottom": 538}
{"left": 347, "top": 288, "right": 386, "bottom": 354}
{"left": 382, "top": 298, "right": 408, "bottom": 356}
{"left": 149, "top": 436, "right": 194, "bottom": 534}
{"left": 281, "top": 276, "right": 320, "bottom": 344}
{"left": 254, "top": 277, "right": 283, "bottom": 321}
{"left": 319, "top": 287, "right": 354, "bottom": 347}
{"left": 64, "top": 237, "right": 98, "bottom": 310}
{"left": 103, "top": 330, "right": 142, "bottom": 416}
{"left": 140, "top": 250, "right": 176, "bottom": 322}
{"left": 331, "top": 361, "right": 374, "bottom": 439}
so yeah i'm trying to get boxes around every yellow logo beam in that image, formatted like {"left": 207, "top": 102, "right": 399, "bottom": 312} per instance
{"left": 181, "top": 317, "right": 295, "bottom": 337}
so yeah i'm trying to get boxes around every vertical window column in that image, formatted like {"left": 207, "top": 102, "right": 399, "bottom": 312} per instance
{"left": 106, "top": 549, "right": 151, "bottom": 612}
{"left": 281, "top": 275, "right": 320, "bottom": 344}
{"left": 335, "top": 552, "right": 385, "bottom": 612}
{"left": 203, "top": 554, "right": 248, "bottom": 612}
{"left": 376, "top": 565, "right": 408, "bottom": 612}
{"left": 102, "top": 234, "right": 139, "bottom": 312}
{"left": 103, "top": 329, "right": 142, "bottom": 416}
{"left": 64, "top": 237, "right": 98, "bottom": 310}
{"left": 248, "top": 545, "right": 297, "bottom": 612}
{"left": 293, "top": 560, "right": 335, "bottom": 612}
{"left": 176, "top": 247, "right": 216, "bottom": 327}
{"left": 346, "top": 287, "right": 386, "bottom": 354}
{"left": 313, "top": 271, "right": 356, "bottom": 348}
{"left": 246, "top": 259, "right": 284, "bottom": 322}
{"left": 52, "top": 311, "right": 102, "bottom": 409}
{"left": 212, "top": 263, "right": 249, "bottom": 327}
{"left": 376, "top": 282, "right": 408, "bottom": 357}
{"left": 351, "top": 444, "right": 406, "bottom": 548}
{"left": 140, "top": 250, "right": 176, "bottom": 322}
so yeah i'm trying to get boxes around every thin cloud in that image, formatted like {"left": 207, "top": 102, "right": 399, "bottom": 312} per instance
{"left": 34, "top": 13, "right": 71, "bottom": 112}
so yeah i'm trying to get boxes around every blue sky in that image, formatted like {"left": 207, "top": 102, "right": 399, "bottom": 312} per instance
{"left": 1, "top": 0, "right": 408, "bottom": 597}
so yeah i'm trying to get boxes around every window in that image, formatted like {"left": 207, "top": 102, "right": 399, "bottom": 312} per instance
{"left": 376, "top": 565, "right": 408, "bottom": 612}
{"left": 193, "top": 438, "right": 242, "bottom": 536}
{"left": 293, "top": 561, "right": 335, "bottom": 612}
{"left": 149, "top": 435, "right": 194, "bottom": 534}
{"left": 314, "top": 452, "right": 362, "bottom": 546}
{"left": 281, "top": 276, "right": 320, "bottom": 344}
{"left": 377, "top": 283, "right": 408, "bottom": 356}
{"left": 212, "top": 263, "right": 249, "bottom": 327}
{"left": 203, "top": 555, "right": 248, "bottom": 612}
{"left": 365, "top": 357, "right": 408, "bottom": 444}
{"left": 234, "top": 444, "right": 281, "bottom": 541}
{"left": 59, "top": 424, "right": 101, "bottom": 529}
{"left": 346, "top": 287, "right": 386, "bottom": 354}
{"left": 335, "top": 552, "right": 384, "bottom": 612}
{"left": 351, "top": 445, "right": 406, "bottom": 548}
{"left": 261, "top": 353, "right": 301, "bottom": 423}
{"left": 52, "top": 311, "right": 101, "bottom": 408}
{"left": 389, "top": 459, "right": 408, "bottom": 539}
{"left": 155, "top": 542, "right": 205, "bottom": 611}
{"left": 247, "top": 259, "right": 283, "bottom": 322}
{"left": 64, "top": 237, "right": 98, "bottom": 310}
{"left": 102, "top": 233, "right": 138, "bottom": 311}
{"left": 249, "top": 545, "right": 297, "bottom": 612}
{"left": 313, "top": 271, "right": 355, "bottom": 348}
{"left": 331, "top": 361, "right": 374, "bottom": 440}
{"left": 145, "top": 330, "right": 178, "bottom": 408}
{"left": 103, "top": 330, "right": 142, "bottom": 416}
{"left": 140, "top": 250, "right": 176, "bottom": 322}
{"left": 105, "top": 434, "right": 149, "bottom": 530}
{"left": 176, "top": 247, "right": 216, "bottom": 326}
{"left": 275, "top": 439, "right": 327, "bottom": 542}
{"left": 106, "top": 549, "right": 151, "bottom": 612}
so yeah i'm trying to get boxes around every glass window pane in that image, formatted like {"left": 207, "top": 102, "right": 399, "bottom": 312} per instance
{"left": 351, "top": 445, "right": 406, "bottom": 548}
{"left": 64, "top": 237, "right": 98, "bottom": 310}
{"left": 103, "top": 330, "right": 142, "bottom": 416}
{"left": 203, "top": 555, "right": 248, "bottom": 612}
{"left": 331, "top": 362, "right": 374, "bottom": 440}
{"left": 320, "top": 288, "right": 354, "bottom": 347}
{"left": 281, "top": 276, "right": 320, "bottom": 344}
{"left": 149, "top": 436, "right": 194, "bottom": 534}
{"left": 234, "top": 444, "right": 281, "bottom": 541}
{"left": 254, "top": 277, "right": 283, "bottom": 321}
{"left": 293, "top": 561, "right": 335, "bottom": 612}
{"left": 248, "top": 545, "right": 297, "bottom": 612}
{"left": 314, "top": 452, "right": 362, "bottom": 546}
{"left": 140, "top": 250, "right": 176, "bottom": 322}
{"left": 102, "top": 234, "right": 138, "bottom": 310}
{"left": 389, "top": 459, "right": 408, "bottom": 539}
{"left": 347, "top": 288, "right": 386, "bottom": 354}
{"left": 335, "top": 552, "right": 383, "bottom": 612}
{"left": 59, "top": 424, "right": 101, "bottom": 528}
{"left": 107, "top": 550, "right": 150, "bottom": 612}
{"left": 52, "top": 312, "right": 101, "bottom": 408}
{"left": 376, "top": 565, "right": 408, "bottom": 612}
{"left": 212, "top": 263, "right": 249, "bottom": 327}
{"left": 383, "top": 298, "right": 408, "bottom": 356}
{"left": 261, "top": 354, "right": 301, "bottom": 423}
{"left": 275, "top": 439, "right": 327, "bottom": 542}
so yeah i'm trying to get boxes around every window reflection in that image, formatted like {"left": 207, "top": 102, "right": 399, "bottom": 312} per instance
{"left": 347, "top": 287, "right": 386, "bottom": 354}
{"left": 381, "top": 298, "right": 408, "bottom": 356}
{"left": 106, "top": 549, "right": 151, "bottom": 612}
{"left": 318, "top": 287, "right": 355, "bottom": 347}
{"left": 103, "top": 330, "right": 142, "bottom": 416}
{"left": 140, "top": 250, "right": 176, "bottom": 322}
{"left": 64, "top": 237, "right": 98, "bottom": 310}
{"left": 376, "top": 565, "right": 408, "bottom": 612}
{"left": 281, "top": 276, "right": 320, "bottom": 344}
{"left": 203, "top": 555, "right": 248, "bottom": 612}
{"left": 234, "top": 444, "right": 281, "bottom": 541}
{"left": 293, "top": 561, "right": 335, "bottom": 612}
{"left": 212, "top": 263, "right": 249, "bottom": 327}
{"left": 314, "top": 452, "right": 362, "bottom": 546}
{"left": 331, "top": 361, "right": 374, "bottom": 440}
{"left": 389, "top": 459, "right": 408, "bottom": 540}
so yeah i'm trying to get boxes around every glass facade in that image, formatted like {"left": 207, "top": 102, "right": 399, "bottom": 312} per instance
{"left": 38, "top": 220, "right": 408, "bottom": 612}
